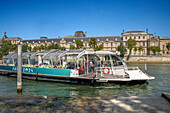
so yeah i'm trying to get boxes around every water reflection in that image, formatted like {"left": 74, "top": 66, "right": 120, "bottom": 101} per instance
{"left": 0, "top": 63, "right": 170, "bottom": 97}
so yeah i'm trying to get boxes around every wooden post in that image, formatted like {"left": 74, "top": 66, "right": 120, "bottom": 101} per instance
{"left": 17, "top": 43, "right": 22, "bottom": 93}
{"left": 36, "top": 72, "right": 38, "bottom": 81}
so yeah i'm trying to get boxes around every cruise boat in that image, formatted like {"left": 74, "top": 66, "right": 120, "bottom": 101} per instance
{"left": 0, "top": 49, "right": 155, "bottom": 85}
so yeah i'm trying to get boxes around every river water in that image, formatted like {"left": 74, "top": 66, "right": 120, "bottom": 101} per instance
{"left": 0, "top": 63, "right": 170, "bottom": 98}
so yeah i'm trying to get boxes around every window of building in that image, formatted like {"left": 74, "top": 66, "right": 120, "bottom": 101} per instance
{"left": 98, "top": 39, "right": 100, "bottom": 41}
{"left": 115, "top": 38, "right": 117, "bottom": 41}
{"left": 52, "top": 40, "right": 54, "bottom": 43}
{"left": 134, "top": 50, "right": 136, "bottom": 55}
{"left": 85, "top": 43, "right": 87, "bottom": 47}
{"left": 39, "top": 41, "right": 41, "bottom": 43}
{"left": 143, "top": 49, "right": 145, "bottom": 54}
{"left": 125, "top": 42, "right": 127, "bottom": 46}
{"left": 106, "top": 38, "right": 108, "bottom": 41}
{"left": 134, "top": 36, "right": 136, "bottom": 39}
{"left": 143, "top": 42, "right": 145, "bottom": 46}
{"left": 102, "top": 42, "right": 104, "bottom": 46}
{"left": 125, "top": 37, "right": 127, "bottom": 39}
{"left": 130, "top": 36, "right": 132, "bottom": 39}
{"left": 138, "top": 42, "right": 141, "bottom": 46}
{"left": 163, "top": 45, "right": 165, "bottom": 50}
{"left": 139, "top": 36, "right": 141, "bottom": 39}
{"left": 139, "top": 51, "right": 141, "bottom": 55}
{"left": 73, "top": 40, "right": 75, "bottom": 42}
{"left": 153, "top": 42, "right": 155, "bottom": 46}
{"left": 143, "top": 36, "right": 145, "bottom": 39}
{"left": 111, "top": 42, "right": 113, "bottom": 47}
{"left": 33, "top": 41, "right": 34, "bottom": 43}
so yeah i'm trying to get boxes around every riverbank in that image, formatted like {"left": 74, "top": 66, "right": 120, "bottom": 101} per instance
{"left": 124, "top": 56, "right": 170, "bottom": 63}
{"left": 0, "top": 93, "right": 169, "bottom": 113}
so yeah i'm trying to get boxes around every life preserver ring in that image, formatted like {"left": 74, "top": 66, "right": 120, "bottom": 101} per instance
{"left": 102, "top": 67, "right": 110, "bottom": 75}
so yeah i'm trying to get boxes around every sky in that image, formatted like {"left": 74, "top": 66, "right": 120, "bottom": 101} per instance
{"left": 0, "top": 0, "right": 170, "bottom": 40}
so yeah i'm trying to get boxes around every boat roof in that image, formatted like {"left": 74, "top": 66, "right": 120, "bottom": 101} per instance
{"left": 3, "top": 49, "right": 118, "bottom": 59}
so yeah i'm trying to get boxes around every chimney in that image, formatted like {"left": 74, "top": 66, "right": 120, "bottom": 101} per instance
{"left": 4, "top": 32, "right": 6, "bottom": 36}
{"left": 85, "top": 31, "right": 87, "bottom": 37}
{"left": 123, "top": 29, "right": 124, "bottom": 33}
{"left": 146, "top": 28, "right": 148, "bottom": 34}
{"left": 58, "top": 36, "right": 60, "bottom": 39}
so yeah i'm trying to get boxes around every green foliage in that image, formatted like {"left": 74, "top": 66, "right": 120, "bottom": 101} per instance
{"left": 94, "top": 44, "right": 103, "bottom": 51}
{"left": 166, "top": 43, "right": 170, "bottom": 51}
{"left": 69, "top": 44, "right": 76, "bottom": 50}
{"left": 138, "top": 46, "right": 143, "bottom": 51}
{"left": 60, "top": 46, "right": 66, "bottom": 50}
{"left": 10, "top": 44, "right": 18, "bottom": 52}
{"left": 127, "top": 38, "right": 137, "bottom": 51}
{"left": 116, "top": 42, "right": 127, "bottom": 57}
{"left": 162, "top": 50, "right": 165, "bottom": 54}
{"left": 0, "top": 40, "right": 12, "bottom": 59}
{"left": 33, "top": 46, "right": 39, "bottom": 51}
{"left": 166, "top": 43, "right": 170, "bottom": 54}
{"left": 28, "top": 46, "right": 32, "bottom": 51}
{"left": 148, "top": 46, "right": 161, "bottom": 55}
{"left": 127, "top": 38, "right": 136, "bottom": 60}
{"left": 88, "top": 38, "right": 97, "bottom": 48}
{"left": 134, "top": 47, "right": 138, "bottom": 51}
{"left": 75, "top": 40, "right": 84, "bottom": 49}
{"left": 155, "top": 46, "right": 161, "bottom": 52}
{"left": 22, "top": 44, "right": 28, "bottom": 52}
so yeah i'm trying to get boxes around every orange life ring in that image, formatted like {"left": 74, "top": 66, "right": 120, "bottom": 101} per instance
{"left": 102, "top": 67, "right": 110, "bottom": 75}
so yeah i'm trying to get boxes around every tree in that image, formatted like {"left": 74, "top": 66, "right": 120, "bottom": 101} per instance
{"left": 28, "top": 46, "right": 32, "bottom": 51}
{"left": 116, "top": 42, "right": 127, "bottom": 57}
{"left": 148, "top": 46, "right": 156, "bottom": 55}
{"left": 127, "top": 38, "right": 137, "bottom": 60}
{"left": 88, "top": 38, "right": 97, "bottom": 48}
{"left": 75, "top": 40, "right": 84, "bottom": 49}
{"left": 69, "top": 44, "right": 76, "bottom": 50}
{"left": 0, "top": 40, "right": 12, "bottom": 59}
{"left": 166, "top": 43, "right": 170, "bottom": 54}
{"left": 60, "top": 46, "right": 66, "bottom": 50}
{"left": 22, "top": 44, "right": 28, "bottom": 52}
{"left": 134, "top": 47, "right": 138, "bottom": 52}
{"left": 10, "top": 44, "right": 18, "bottom": 52}
{"left": 148, "top": 46, "right": 160, "bottom": 55}
{"left": 33, "top": 46, "right": 39, "bottom": 51}
{"left": 155, "top": 46, "right": 161, "bottom": 54}
{"left": 138, "top": 46, "right": 143, "bottom": 53}
{"left": 94, "top": 44, "right": 103, "bottom": 51}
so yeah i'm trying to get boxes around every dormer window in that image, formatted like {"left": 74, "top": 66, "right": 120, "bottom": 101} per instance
{"left": 45, "top": 41, "right": 47, "bottom": 43}
{"left": 139, "top": 36, "right": 141, "bottom": 39}
{"left": 143, "top": 36, "right": 145, "bottom": 39}
{"left": 106, "top": 38, "right": 108, "bottom": 41}
{"left": 81, "top": 39, "right": 83, "bottom": 41}
{"left": 115, "top": 38, "right": 117, "bottom": 41}
{"left": 39, "top": 41, "right": 41, "bottom": 43}
{"left": 33, "top": 41, "right": 34, "bottom": 43}
{"left": 98, "top": 39, "right": 100, "bottom": 41}
{"left": 125, "top": 37, "right": 127, "bottom": 39}
{"left": 73, "top": 40, "right": 75, "bottom": 42}
{"left": 52, "top": 40, "right": 54, "bottom": 43}
{"left": 134, "top": 36, "right": 136, "bottom": 39}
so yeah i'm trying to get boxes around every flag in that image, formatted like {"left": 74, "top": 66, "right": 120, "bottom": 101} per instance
{"left": 145, "top": 64, "right": 147, "bottom": 73}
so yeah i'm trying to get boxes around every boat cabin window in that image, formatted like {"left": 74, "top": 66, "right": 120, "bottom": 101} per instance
{"left": 111, "top": 55, "right": 123, "bottom": 66}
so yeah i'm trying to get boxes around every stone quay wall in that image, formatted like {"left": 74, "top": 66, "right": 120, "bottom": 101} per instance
{"left": 124, "top": 56, "right": 170, "bottom": 63}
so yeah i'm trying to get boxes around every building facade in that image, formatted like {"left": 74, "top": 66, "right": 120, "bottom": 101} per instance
{"left": 1, "top": 29, "right": 170, "bottom": 55}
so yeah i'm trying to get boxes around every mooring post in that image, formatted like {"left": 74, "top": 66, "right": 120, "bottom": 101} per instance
{"left": 17, "top": 42, "right": 22, "bottom": 93}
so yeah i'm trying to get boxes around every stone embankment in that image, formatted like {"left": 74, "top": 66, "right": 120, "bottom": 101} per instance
{"left": 124, "top": 56, "right": 170, "bottom": 63}
{"left": 0, "top": 93, "right": 170, "bottom": 113}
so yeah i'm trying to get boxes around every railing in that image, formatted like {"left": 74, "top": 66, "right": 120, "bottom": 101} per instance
{"left": 95, "top": 66, "right": 139, "bottom": 78}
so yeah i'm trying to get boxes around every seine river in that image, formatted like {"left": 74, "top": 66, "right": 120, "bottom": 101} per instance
{"left": 0, "top": 63, "right": 170, "bottom": 98}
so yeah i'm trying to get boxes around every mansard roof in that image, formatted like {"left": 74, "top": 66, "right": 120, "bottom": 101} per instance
{"left": 22, "top": 36, "right": 121, "bottom": 44}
